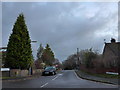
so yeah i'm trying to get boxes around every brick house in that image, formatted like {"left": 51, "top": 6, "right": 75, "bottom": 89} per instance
{"left": 102, "top": 38, "right": 120, "bottom": 68}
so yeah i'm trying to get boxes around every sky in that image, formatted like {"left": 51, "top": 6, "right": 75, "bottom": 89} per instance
{"left": 2, "top": 2, "right": 118, "bottom": 62}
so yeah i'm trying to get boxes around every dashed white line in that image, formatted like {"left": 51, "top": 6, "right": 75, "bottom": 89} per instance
{"left": 52, "top": 76, "right": 59, "bottom": 80}
{"left": 40, "top": 75, "right": 59, "bottom": 88}
{"left": 58, "top": 74, "right": 63, "bottom": 76}
{"left": 40, "top": 74, "right": 62, "bottom": 88}
{"left": 41, "top": 82, "right": 48, "bottom": 88}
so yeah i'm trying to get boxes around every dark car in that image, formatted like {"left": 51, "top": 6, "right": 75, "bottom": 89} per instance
{"left": 42, "top": 66, "right": 56, "bottom": 76}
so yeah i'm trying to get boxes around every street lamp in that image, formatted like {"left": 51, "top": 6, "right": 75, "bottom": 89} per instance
{"left": 31, "top": 41, "right": 37, "bottom": 43}
{"left": 29, "top": 40, "right": 37, "bottom": 75}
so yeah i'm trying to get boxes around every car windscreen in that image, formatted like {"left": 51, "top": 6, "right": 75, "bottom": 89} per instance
{"left": 45, "top": 67, "right": 55, "bottom": 71}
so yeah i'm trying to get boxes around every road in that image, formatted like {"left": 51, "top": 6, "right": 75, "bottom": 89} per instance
{"left": 2, "top": 70, "right": 118, "bottom": 88}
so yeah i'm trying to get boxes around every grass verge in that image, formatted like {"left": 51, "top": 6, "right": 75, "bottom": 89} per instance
{"left": 75, "top": 70, "right": 119, "bottom": 85}
{"left": 0, "top": 77, "right": 18, "bottom": 80}
{"left": 79, "top": 70, "right": 120, "bottom": 79}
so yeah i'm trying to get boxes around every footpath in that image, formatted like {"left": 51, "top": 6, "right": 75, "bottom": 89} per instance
{"left": 75, "top": 70, "right": 119, "bottom": 85}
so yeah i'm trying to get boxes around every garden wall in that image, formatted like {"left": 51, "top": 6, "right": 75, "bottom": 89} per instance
{"left": 32, "top": 69, "right": 43, "bottom": 75}
{"left": 10, "top": 69, "right": 27, "bottom": 77}
{"left": 2, "top": 69, "right": 43, "bottom": 77}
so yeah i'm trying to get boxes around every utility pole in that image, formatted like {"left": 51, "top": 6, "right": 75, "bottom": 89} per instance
{"left": 76, "top": 48, "right": 79, "bottom": 69}
{"left": 77, "top": 48, "right": 79, "bottom": 61}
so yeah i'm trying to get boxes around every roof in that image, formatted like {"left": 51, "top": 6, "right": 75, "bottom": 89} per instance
{"left": 103, "top": 42, "right": 120, "bottom": 56}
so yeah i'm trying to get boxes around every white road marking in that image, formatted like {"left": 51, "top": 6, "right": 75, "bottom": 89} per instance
{"left": 58, "top": 74, "right": 63, "bottom": 76}
{"left": 74, "top": 71, "right": 81, "bottom": 80}
{"left": 41, "top": 75, "right": 60, "bottom": 88}
{"left": 40, "top": 82, "right": 48, "bottom": 88}
{"left": 52, "top": 76, "right": 59, "bottom": 80}
{"left": 40, "top": 73, "right": 63, "bottom": 88}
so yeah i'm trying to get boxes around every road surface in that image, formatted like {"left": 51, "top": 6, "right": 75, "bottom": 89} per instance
{"left": 2, "top": 70, "right": 118, "bottom": 88}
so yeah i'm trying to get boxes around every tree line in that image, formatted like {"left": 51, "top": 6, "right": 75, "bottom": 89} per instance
{"left": 35, "top": 43, "right": 57, "bottom": 69}
{"left": 62, "top": 48, "right": 104, "bottom": 70}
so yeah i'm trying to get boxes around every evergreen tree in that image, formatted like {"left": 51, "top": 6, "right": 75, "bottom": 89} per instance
{"left": 35, "top": 44, "right": 44, "bottom": 69}
{"left": 5, "top": 13, "right": 33, "bottom": 69}
{"left": 41, "top": 44, "right": 55, "bottom": 66}
{"left": 37, "top": 44, "right": 44, "bottom": 61}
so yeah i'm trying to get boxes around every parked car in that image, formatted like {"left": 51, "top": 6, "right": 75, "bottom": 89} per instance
{"left": 42, "top": 66, "right": 56, "bottom": 76}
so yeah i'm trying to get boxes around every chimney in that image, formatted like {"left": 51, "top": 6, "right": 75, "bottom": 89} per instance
{"left": 111, "top": 38, "right": 116, "bottom": 43}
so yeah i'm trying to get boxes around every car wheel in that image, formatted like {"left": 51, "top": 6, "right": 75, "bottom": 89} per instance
{"left": 42, "top": 72, "right": 44, "bottom": 76}
{"left": 52, "top": 72, "right": 54, "bottom": 75}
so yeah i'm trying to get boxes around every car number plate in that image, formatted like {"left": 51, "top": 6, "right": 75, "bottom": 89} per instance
{"left": 45, "top": 72, "right": 49, "bottom": 74}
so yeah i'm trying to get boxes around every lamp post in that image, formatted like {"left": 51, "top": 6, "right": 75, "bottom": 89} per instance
{"left": 29, "top": 40, "right": 37, "bottom": 75}
{"left": 31, "top": 41, "right": 37, "bottom": 43}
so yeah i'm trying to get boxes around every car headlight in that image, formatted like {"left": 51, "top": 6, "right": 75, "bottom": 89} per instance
{"left": 50, "top": 70, "right": 53, "bottom": 72}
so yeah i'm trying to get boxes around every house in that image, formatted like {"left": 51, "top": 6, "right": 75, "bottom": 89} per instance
{"left": 102, "top": 38, "right": 120, "bottom": 68}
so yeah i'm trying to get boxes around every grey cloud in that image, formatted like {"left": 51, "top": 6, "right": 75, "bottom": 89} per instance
{"left": 2, "top": 2, "right": 118, "bottom": 61}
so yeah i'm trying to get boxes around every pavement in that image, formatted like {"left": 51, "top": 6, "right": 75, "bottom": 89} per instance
{"left": 75, "top": 70, "right": 119, "bottom": 85}
{"left": 2, "top": 70, "right": 118, "bottom": 88}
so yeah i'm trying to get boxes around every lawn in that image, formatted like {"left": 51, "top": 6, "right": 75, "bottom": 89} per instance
{"left": 0, "top": 77, "right": 18, "bottom": 79}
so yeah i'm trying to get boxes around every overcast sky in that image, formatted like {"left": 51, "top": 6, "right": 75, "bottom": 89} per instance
{"left": 2, "top": 2, "right": 118, "bottom": 62}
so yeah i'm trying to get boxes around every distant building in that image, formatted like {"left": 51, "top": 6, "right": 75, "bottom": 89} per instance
{"left": 102, "top": 38, "right": 120, "bottom": 68}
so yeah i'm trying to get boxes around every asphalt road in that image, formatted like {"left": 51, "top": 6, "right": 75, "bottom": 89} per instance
{"left": 2, "top": 70, "right": 118, "bottom": 88}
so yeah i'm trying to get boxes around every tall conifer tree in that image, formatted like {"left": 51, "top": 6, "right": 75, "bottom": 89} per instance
{"left": 5, "top": 14, "right": 33, "bottom": 69}
{"left": 41, "top": 44, "right": 55, "bottom": 66}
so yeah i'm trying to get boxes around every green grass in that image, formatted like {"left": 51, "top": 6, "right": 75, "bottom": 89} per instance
{"left": 79, "top": 70, "right": 120, "bottom": 79}
{"left": 0, "top": 77, "right": 18, "bottom": 79}
{"left": 75, "top": 71, "right": 114, "bottom": 85}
